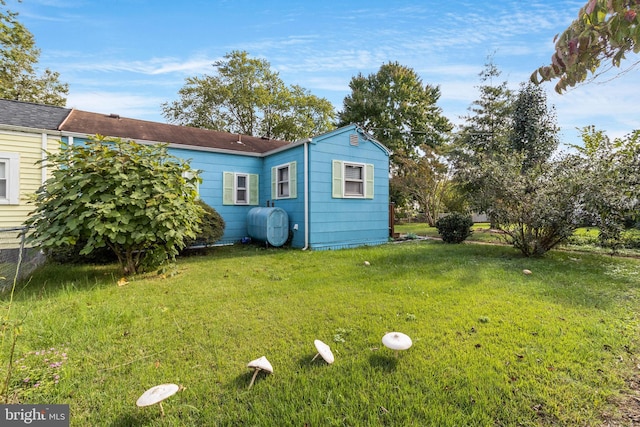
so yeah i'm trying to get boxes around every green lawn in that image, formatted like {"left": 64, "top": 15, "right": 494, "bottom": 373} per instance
{"left": 396, "top": 222, "right": 640, "bottom": 256}
{"left": 2, "top": 241, "right": 639, "bottom": 426}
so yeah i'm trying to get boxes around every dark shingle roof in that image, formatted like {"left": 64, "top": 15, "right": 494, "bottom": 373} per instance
{"left": 60, "top": 109, "right": 292, "bottom": 154}
{"left": 0, "top": 98, "right": 71, "bottom": 130}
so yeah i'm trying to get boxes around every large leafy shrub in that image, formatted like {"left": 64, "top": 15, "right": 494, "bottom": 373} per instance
{"left": 25, "top": 136, "right": 204, "bottom": 274}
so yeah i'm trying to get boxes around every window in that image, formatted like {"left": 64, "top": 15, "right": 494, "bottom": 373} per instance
{"left": 236, "top": 174, "right": 248, "bottom": 204}
{"left": 344, "top": 164, "right": 364, "bottom": 197}
{"left": 332, "top": 160, "right": 374, "bottom": 199}
{"left": 0, "top": 153, "right": 19, "bottom": 205}
{"left": 271, "top": 161, "right": 297, "bottom": 200}
{"left": 223, "top": 172, "right": 259, "bottom": 205}
{"left": 277, "top": 167, "right": 289, "bottom": 197}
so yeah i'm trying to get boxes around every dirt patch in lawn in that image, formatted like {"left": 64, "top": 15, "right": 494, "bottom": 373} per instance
{"left": 602, "top": 373, "right": 640, "bottom": 426}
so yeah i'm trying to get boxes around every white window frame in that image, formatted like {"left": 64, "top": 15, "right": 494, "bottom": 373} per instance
{"left": 223, "top": 171, "right": 259, "bottom": 205}
{"left": 276, "top": 165, "right": 290, "bottom": 198}
{"left": 235, "top": 173, "right": 249, "bottom": 204}
{"left": 0, "top": 153, "right": 20, "bottom": 205}
{"left": 332, "top": 160, "right": 373, "bottom": 199}
{"left": 343, "top": 162, "right": 365, "bottom": 198}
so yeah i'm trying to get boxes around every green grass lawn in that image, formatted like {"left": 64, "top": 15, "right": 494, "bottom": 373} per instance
{"left": 2, "top": 241, "right": 639, "bottom": 426}
{"left": 396, "top": 222, "right": 506, "bottom": 244}
{"left": 396, "top": 222, "right": 640, "bottom": 256}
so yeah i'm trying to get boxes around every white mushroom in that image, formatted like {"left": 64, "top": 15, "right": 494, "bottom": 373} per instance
{"left": 382, "top": 332, "right": 413, "bottom": 357}
{"left": 136, "top": 383, "right": 180, "bottom": 416}
{"left": 523, "top": 269, "right": 532, "bottom": 275}
{"left": 247, "top": 356, "right": 273, "bottom": 388}
{"left": 311, "top": 339, "right": 335, "bottom": 364}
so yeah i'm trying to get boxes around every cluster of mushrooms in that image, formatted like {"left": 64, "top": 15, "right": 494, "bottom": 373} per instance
{"left": 136, "top": 331, "right": 412, "bottom": 416}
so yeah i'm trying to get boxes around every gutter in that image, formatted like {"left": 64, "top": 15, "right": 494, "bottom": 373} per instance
{"left": 302, "top": 138, "right": 311, "bottom": 250}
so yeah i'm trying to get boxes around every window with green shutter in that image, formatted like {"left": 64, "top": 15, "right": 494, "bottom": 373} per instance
{"left": 332, "top": 160, "right": 373, "bottom": 199}
{"left": 223, "top": 171, "right": 259, "bottom": 205}
{"left": 271, "top": 161, "right": 297, "bottom": 200}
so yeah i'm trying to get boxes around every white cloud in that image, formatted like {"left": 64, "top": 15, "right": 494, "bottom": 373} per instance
{"left": 66, "top": 92, "right": 166, "bottom": 121}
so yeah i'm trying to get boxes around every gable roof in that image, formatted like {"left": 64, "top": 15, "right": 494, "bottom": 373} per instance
{"left": 59, "top": 109, "right": 292, "bottom": 154}
{"left": 0, "top": 98, "right": 71, "bottom": 130}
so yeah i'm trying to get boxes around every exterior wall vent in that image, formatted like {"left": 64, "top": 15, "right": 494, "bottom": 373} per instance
{"left": 349, "top": 134, "right": 359, "bottom": 146}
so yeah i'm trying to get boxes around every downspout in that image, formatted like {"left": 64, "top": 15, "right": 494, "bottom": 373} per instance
{"left": 302, "top": 138, "right": 310, "bottom": 250}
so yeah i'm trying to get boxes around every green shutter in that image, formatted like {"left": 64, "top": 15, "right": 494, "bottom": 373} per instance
{"left": 223, "top": 172, "right": 234, "bottom": 205}
{"left": 332, "top": 160, "right": 343, "bottom": 198}
{"left": 271, "top": 166, "right": 277, "bottom": 200}
{"left": 365, "top": 163, "right": 374, "bottom": 199}
{"left": 289, "top": 161, "right": 297, "bottom": 199}
{"left": 249, "top": 174, "right": 259, "bottom": 205}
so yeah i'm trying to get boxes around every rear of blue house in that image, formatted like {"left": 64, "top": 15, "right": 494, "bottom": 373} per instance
{"left": 50, "top": 107, "right": 391, "bottom": 251}
{"left": 175, "top": 125, "right": 390, "bottom": 250}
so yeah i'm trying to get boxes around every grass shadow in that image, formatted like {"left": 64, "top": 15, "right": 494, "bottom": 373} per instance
{"left": 108, "top": 411, "right": 154, "bottom": 427}
{"left": 232, "top": 369, "right": 272, "bottom": 390}
{"left": 1, "top": 262, "right": 122, "bottom": 301}
{"left": 369, "top": 353, "right": 398, "bottom": 372}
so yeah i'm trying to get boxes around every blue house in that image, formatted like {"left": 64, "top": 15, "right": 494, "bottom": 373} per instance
{"left": 53, "top": 107, "right": 391, "bottom": 250}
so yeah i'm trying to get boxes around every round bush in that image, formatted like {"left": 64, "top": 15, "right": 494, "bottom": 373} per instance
{"left": 435, "top": 213, "right": 473, "bottom": 244}
{"left": 184, "top": 200, "right": 225, "bottom": 248}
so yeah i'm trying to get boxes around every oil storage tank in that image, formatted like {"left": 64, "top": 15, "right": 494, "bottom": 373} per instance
{"left": 246, "top": 207, "right": 289, "bottom": 247}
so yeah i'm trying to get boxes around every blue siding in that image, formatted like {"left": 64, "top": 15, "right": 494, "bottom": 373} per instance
{"left": 307, "top": 126, "right": 390, "bottom": 250}
{"left": 168, "top": 147, "right": 262, "bottom": 244}
{"left": 262, "top": 146, "right": 306, "bottom": 248}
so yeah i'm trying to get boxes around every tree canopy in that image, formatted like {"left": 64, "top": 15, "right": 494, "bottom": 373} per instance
{"left": 450, "top": 60, "right": 514, "bottom": 215}
{"left": 0, "top": 1, "right": 68, "bottom": 105}
{"left": 574, "top": 126, "right": 640, "bottom": 250}
{"left": 338, "top": 62, "right": 452, "bottom": 162}
{"left": 532, "top": 0, "right": 640, "bottom": 93}
{"left": 161, "top": 50, "right": 335, "bottom": 141}
{"left": 452, "top": 72, "right": 580, "bottom": 256}
{"left": 25, "top": 137, "right": 205, "bottom": 275}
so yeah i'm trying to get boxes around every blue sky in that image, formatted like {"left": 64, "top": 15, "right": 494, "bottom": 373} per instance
{"left": 10, "top": 0, "right": 640, "bottom": 147}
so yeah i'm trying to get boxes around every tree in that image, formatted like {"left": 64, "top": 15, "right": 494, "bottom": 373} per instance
{"left": 338, "top": 62, "right": 452, "bottom": 162}
{"left": 161, "top": 50, "right": 335, "bottom": 141}
{"left": 390, "top": 145, "right": 450, "bottom": 226}
{"left": 531, "top": 0, "right": 640, "bottom": 93}
{"left": 456, "top": 82, "right": 581, "bottom": 256}
{"left": 450, "top": 60, "right": 514, "bottom": 215}
{"left": 0, "top": 1, "right": 68, "bottom": 105}
{"left": 25, "top": 136, "right": 204, "bottom": 275}
{"left": 483, "top": 153, "right": 585, "bottom": 256}
{"left": 493, "top": 83, "right": 581, "bottom": 256}
{"left": 509, "top": 83, "right": 560, "bottom": 173}
{"left": 575, "top": 126, "right": 640, "bottom": 251}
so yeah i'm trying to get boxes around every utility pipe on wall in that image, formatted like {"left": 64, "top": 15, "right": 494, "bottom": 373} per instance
{"left": 302, "top": 138, "right": 310, "bottom": 250}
